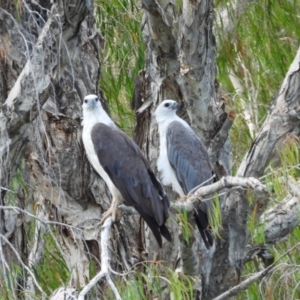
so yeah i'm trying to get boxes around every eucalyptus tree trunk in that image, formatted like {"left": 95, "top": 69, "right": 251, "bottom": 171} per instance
{"left": 133, "top": 1, "right": 300, "bottom": 299}
{"left": 0, "top": 0, "right": 100, "bottom": 284}
{"left": 0, "top": 2, "right": 164, "bottom": 298}
{"left": 0, "top": 0, "right": 128, "bottom": 296}
{"left": 132, "top": 0, "right": 231, "bottom": 298}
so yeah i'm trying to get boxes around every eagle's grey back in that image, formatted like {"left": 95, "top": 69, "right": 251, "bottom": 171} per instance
{"left": 166, "top": 120, "right": 214, "bottom": 194}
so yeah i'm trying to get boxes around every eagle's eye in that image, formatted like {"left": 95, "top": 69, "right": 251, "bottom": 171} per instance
{"left": 84, "top": 99, "right": 88, "bottom": 103}
{"left": 165, "top": 103, "right": 170, "bottom": 107}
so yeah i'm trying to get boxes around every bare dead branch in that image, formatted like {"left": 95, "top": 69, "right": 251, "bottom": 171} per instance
{"left": 0, "top": 206, "right": 82, "bottom": 232}
{"left": 0, "top": 234, "right": 47, "bottom": 299}
{"left": 78, "top": 217, "right": 121, "bottom": 300}
{"left": 213, "top": 241, "right": 300, "bottom": 300}
{"left": 194, "top": 176, "right": 268, "bottom": 197}
{"left": 262, "top": 177, "right": 300, "bottom": 244}
{"left": 171, "top": 175, "right": 268, "bottom": 213}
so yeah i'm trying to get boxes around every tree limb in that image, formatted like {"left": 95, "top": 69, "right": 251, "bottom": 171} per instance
{"left": 0, "top": 234, "right": 47, "bottom": 299}
{"left": 238, "top": 48, "right": 300, "bottom": 178}
{"left": 78, "top": 217, "right": 121, "bottom": 300}
{"left": 262, "top": 177, "right": 300, "bottom": 244}
{"left": 171, "top": 175, "right": 268, "bottom": 213}
{"left": 213, "top": 241, "right": 300, "bottom": 300}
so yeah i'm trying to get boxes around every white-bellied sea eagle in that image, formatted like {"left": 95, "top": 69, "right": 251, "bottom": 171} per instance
{"left": 82, "top": 94, "right": 172, "bottom": 247}
{"left": 155, "top": 99, "right": 215, "bottom": 249}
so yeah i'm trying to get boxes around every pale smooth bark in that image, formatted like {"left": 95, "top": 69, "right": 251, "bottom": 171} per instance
{"left": 134, "top": 0, "right": 300, "bottom": 297}
{"left": 210, "top": 48, "right": 300, "bottom": 299}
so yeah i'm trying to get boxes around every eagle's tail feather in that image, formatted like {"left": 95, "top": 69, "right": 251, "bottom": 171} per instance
{"left": 160, "top": 224, "right": 172, "bottom": 243}
{"left": 193, "top": 208, "right": 214, "bottom": 249}
{"left": 135, "top": 207, "right": 163, "bottom": 247}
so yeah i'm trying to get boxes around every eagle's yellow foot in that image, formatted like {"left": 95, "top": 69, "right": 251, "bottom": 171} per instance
{"left": 100, "top": 200, "right": 122, "bottom": 225}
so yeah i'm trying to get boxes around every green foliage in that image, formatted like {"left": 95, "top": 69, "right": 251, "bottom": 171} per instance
{"left": 216, "top": 0, "right": 300, "bottom": 171}
{"left": 176, "top": 208, "right": 193, "bottom": 245}
{"left": 6, "top": 164, "right": 27, "bottom": 206}
{"left": 110, "top": 264, "right": 195, "bottom": 300}
{"left": 0, "top": 264, "right": 22, "bottom": 300}
{"left": 209, "top": 194, "right": 223, "bottom": 239}
{"left": 94, "top": 0, "right": 145, "bottom": 136}
{"left": 32, "top": 231, "right": 70, "bottom": 296}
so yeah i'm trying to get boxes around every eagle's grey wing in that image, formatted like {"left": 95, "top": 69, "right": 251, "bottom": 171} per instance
{"left": 166, "top": 121, "right": 214, "bottom": 248}
{"left": 166, "top": 121, "right": 214, "bottom": 193}
{"left": 91, "top": 123, "right": 171, "bottom": 247}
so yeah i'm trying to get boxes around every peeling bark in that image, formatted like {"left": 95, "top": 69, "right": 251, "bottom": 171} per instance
{"left": 209, "top": 48, "right": 300, "bottom": 299}
{"left": 136, "top": 0, "right": 300, "bottom": 298}
{"left": 0, "top": 0, "right": 129, "bottom": 295}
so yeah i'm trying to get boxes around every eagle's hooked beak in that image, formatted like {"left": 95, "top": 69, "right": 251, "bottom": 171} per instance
{"left": 91, "top": 99, "right": 96, "bottom": 109}
{"left": 91, "top": 97, "right": 99, "bottom": 109}
{"left": 172, "top": 102, "right": 182, "bottom": 111}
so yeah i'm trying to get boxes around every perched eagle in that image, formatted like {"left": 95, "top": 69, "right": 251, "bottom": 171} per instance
{"left": 155, "top": 100, "right": 215, "bottom": 249}
{"left": 81, "top": 94, "right": 172, "bottom": 247}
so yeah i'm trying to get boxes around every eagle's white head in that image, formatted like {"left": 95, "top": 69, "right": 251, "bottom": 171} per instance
{"left": 82, "top": 94, "right": 102, "bottom": 111}
{"left": 154, "top": 100, "right": 182, "bottom": 124}
{"left": 82, "top": 94, "right": 115, "bottom": 128}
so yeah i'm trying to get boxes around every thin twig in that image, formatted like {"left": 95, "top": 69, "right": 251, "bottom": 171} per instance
{"left": 0, "top": 206, "right": 82, "bottom": 231}
{"left": 212, "top": 241, "right": 300, "bottom": 300}
{"left": 78, "top": 217, "right": 122, "bottom": 300}
{"left": 0, "top": 234, "right": 47, "bottom": 299}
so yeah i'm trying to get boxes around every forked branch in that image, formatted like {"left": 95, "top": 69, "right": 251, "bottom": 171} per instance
{"left": 78, "top": 217, "right": 121, "bottom": 300}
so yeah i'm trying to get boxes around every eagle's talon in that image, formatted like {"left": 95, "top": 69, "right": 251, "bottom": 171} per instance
{"left": 100, "top": 201, "right": 122, "bottom": 225}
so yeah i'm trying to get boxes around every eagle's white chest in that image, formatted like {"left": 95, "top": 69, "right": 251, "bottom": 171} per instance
{"left": 82, "top": 118, "right": 123, "bottom": 202}
{"left": 156, "top": 121, "right": 184, "bottom": 197}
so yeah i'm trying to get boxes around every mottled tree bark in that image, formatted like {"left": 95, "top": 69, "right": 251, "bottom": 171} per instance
{"left": 133, "top": 0, "right": 300, "bottom": 298}
{"left": 0, "top": 0, "right": 142, "bottom": 297}
{"left": 132, "top": 0, "right": 230, "bottom": 297}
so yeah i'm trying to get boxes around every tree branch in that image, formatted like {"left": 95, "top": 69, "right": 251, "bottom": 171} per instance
{"left": 171, "top": 175, "right": 268, "bottom": 213}
{"left": 213, "top": 241, "right": 300, "bottom": 300}
{"left": 78, "top": 217, "right": 121, "bottom": 300}
{"left": 0, "top": 234, "right": 47, "bottom": 299}
{"left": 262, "top": 177, "right": 300, "bottom": 244}
{"left": 238, "top": 47, "right": 300, "bottom": 178}
{"left": 0, "top": 206, "right": 82, "bottom": 232}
